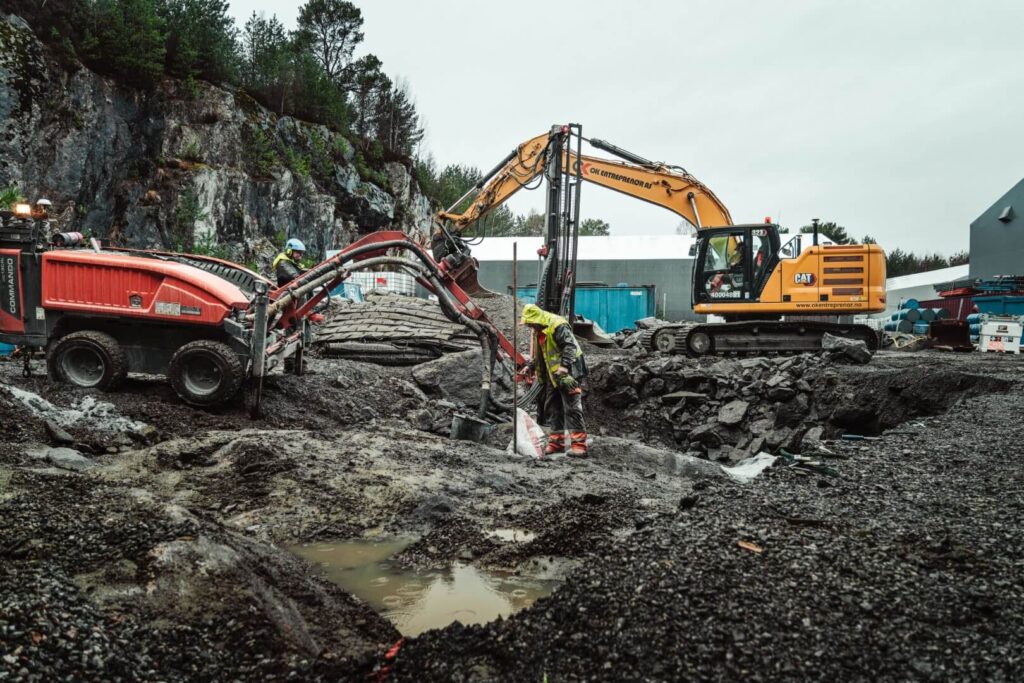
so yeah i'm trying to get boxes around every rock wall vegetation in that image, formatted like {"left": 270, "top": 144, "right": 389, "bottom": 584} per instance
{"left": 0, "top": 10, "right": 433, "bottom": 271}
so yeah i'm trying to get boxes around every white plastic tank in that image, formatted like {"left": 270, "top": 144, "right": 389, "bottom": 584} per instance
{"left": 347, "top": 271, "right": 417, "bottom": 296}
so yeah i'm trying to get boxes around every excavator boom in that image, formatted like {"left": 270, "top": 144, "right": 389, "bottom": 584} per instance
{"left": 435, "top": 131, "right": 731, "bottom": 235}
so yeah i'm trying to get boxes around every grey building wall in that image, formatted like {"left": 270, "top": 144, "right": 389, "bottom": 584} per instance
{"left": 477, "top": 258, "right": 700, "bottom": 322}
{"left": 970, "top": 177, "right": 1024, "bottom": 279}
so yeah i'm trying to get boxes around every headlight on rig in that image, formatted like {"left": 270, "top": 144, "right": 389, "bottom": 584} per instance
{"left": 13, "top": 203, "right": 32, "bottom": 217}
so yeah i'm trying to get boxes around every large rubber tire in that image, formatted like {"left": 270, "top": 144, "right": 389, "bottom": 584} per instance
{"left": 49, "top": 331, "right": 127, "bottom": 391}
{"left": 169, "top": 340, "right": 243, "bottom": 407}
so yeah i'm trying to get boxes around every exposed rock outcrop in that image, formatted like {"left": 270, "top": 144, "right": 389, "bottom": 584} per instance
{"left": 0, "top": 14, "right": 432, "bottom": 269}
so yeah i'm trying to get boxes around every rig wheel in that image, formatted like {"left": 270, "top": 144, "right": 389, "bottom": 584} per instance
{"left": 49, "top": 331, "right": 127, "bottom": 391}
{"left": 169, "top": 340, "right": 243, "bottom": 407}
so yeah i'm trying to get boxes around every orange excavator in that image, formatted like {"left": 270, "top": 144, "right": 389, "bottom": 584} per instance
{"left": 431, "top": 124, "right": 886, "bottom": 356}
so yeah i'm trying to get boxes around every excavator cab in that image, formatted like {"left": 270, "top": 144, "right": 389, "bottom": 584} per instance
{"left": 692, "top": 224, "right": 781, "bottom": 313}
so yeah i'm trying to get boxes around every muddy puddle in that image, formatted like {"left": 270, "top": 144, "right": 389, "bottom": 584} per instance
{"left": 290, "top": 537, "right": 558, "bottom": 636}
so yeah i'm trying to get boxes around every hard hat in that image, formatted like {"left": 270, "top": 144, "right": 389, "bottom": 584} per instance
{"left": 285, "top": 238, "right": 306, "bottom": 252}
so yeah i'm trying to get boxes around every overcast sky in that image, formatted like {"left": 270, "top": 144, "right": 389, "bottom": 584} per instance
{"left": 231, "top": 0, "right": 1024, "bottom": 254}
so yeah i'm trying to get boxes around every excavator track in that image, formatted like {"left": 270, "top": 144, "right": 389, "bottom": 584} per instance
{"left": 642, "top": 321, "right": 880, "bottom": 357}
{"left": 636, "top": 325, "right": 679, "bottom": 353}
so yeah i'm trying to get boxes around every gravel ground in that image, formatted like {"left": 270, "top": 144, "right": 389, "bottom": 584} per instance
{"left": 1, "top": 350, "right": 1022, "bottom": 681}
{"left": 393, "top": 354, "right": 1024, "bottom": 682}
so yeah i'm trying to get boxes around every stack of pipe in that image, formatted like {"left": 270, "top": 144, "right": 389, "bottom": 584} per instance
{"left": 886, "top": 301, "right": 951, "bottom": 335}
{"left": 884, "top": 306, "right": 919, "bottom": 334}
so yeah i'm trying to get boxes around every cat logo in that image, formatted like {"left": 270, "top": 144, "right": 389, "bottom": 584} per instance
{"left": 794, "top": 273, "right": 816, "bottom": 286}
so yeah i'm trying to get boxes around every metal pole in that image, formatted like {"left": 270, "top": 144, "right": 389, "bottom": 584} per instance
{"left": 512, "top": 242, "right": 518, "bottom": 449}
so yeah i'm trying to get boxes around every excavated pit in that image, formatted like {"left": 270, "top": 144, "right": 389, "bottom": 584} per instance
{"left": 1, "top": 346, "right": 1022, "bottom": 680}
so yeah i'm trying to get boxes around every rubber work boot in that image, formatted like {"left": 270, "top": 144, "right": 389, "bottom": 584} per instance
{"left": 568, "top": 431, "right": 588, "bottom": 457}
{"left": 544, "top": 432, "right": 565, "bottom": 456}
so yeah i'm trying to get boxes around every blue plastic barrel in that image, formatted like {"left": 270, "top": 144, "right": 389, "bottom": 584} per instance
{"left": 883, "top": 320, "right": 913, "bottom": 333}
{"left": 918, "top": 308, "right": 936, "bottom": 323}
{"left": 903, "top": 299, "right": 920, "bottom": 310}
{"left": 912, "top": 322, "right": 930, "bottom": 335}
{"left": 0, "top": 342, "right": 13, "bottom": 356}
{"left": 892, "top": 309, "right": 921, "bottom": 323}
{"left": 966, "top": 313, "right": 985, "bottom": 325}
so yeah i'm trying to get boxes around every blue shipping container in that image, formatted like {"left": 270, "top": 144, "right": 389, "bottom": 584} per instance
{"left": 515, "top": 285, "right": 656, "bottom": 333}
{"left": 972, "top": 295, "right": 1024, "bottom": 316}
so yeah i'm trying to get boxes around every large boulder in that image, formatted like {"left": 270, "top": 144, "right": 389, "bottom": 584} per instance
{"left": 822, "top": 333, "right": 873, "bottom": 365}
{"left": 46, "top": 447, "right": 97, "bottom": 472}
{"left": 717, "top": 399, "right": 749, "bottom": 426}
{"left": 412, "top": 349, "right": 487, "bottom": 408}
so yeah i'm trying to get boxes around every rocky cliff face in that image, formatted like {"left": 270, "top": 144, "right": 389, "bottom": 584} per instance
{"left": 0, "top": 14, "right": 433, "bottom": 267}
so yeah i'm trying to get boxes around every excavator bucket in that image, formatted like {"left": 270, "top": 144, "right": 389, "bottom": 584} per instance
{"left": 448, "top": 256, "right": 498, "bottom": 298}
{"left": 928, "top": 319, "right": 973, "bottom": 351}
{"left": 572, "top": 318, "right": 618, "bottom": 348}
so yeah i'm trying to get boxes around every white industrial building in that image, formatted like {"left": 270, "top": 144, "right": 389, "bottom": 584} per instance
{"left": 472, "top": 235, "right": 700, "bottom": 321}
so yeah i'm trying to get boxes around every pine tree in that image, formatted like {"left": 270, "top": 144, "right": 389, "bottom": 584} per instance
{"left": 294, "top": 0, "right": 363, "bottom": 82}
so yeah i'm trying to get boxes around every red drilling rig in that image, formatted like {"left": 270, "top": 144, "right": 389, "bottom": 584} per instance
{"left": 0, "top": 200, "right": 522, "bottom": 416}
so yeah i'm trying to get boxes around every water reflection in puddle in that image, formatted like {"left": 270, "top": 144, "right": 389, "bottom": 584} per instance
{"left": 290, "top": 538, "right": 558, "bottom": 636}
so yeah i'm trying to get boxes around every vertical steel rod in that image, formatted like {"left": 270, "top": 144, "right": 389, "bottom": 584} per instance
{"left": 512, "top": 241, "right": 518, "bottom": 449}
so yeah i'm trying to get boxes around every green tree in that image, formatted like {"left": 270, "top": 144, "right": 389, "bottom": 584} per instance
{"left": 374, "top": 78, "right": 424, "bottom": 156}
{"left": 516, "top": 209, "right": 545, "bottom": 237}
{"left": 800, "top": 221, "right": 852, "bottom": 244}
{"left": 861, "top": 235, "right": 877, "bottom": 244}
{"left": 288, "top": 50, "right": 352, "bottom": 129}
{"left": 81, "top": 0, "right": 166, "bottom": 88}
{"left": 917, "top": 253, "right": 949, "bottom": 272}
{"left": 349, "top": 54, "right": 388, "bottom": 141}
{"left": 579, "top": 218, "right": 610, "bottom": 236}
{"left": 159, "top": 0, "right": 238, "bottom": 83}
{"left": 885, "top": 248, "right": 910, "bottom": 277}
{"left": 432, "top": 164, "right": 481, "bottom": 211}
{"left": 241, "top": 12, "right": 288, "bottom": 89}
{"left": 948, "top": 250, "right": 969, "bottom": 266}
{"left": 295, "top": 0, "right": 363, "bottom": 82}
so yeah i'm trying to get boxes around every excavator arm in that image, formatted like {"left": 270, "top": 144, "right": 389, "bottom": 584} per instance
{"left": 437, "top": 132, "right": 553, "bottom": 230}
{"left": 434, "top": 130, "right": 733, "bottom": 237}
{"left": 570, "top": 152, "right": 732, "bottom": 229}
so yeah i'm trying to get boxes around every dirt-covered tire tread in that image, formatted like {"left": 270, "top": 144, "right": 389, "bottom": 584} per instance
{"left": 48, "top": 330, "right": 127, "bottom": 391}
{"left": 169, "top": 339, "right": 244, "bottom": 407}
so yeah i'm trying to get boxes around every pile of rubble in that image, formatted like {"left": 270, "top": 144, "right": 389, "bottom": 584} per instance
{"left": 587, "top": 351, "right": 852, "bottom": 463}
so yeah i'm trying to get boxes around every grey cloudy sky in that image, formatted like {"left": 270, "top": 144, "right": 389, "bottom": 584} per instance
{"left": 231, "top": 0, "right": 1024, "bottom": 254}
